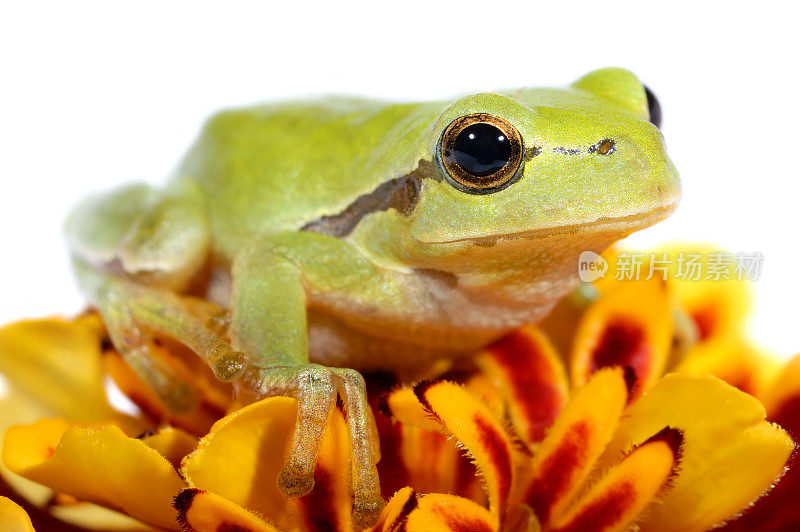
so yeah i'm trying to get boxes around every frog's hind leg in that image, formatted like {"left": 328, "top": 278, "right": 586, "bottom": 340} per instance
{"left": 72, "top": 258, "right": 248, "bottom": 413}
{"left": 67, "top": 182, "right": 247, "bottom": 412}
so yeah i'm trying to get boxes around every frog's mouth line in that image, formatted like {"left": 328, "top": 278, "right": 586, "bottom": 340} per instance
{"left": 427, "top": 204, "right": 678, "bottom": 245}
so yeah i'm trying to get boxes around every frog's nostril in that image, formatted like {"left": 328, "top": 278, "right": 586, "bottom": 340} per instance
{"left": 589, "top": 139, "right": 616, "bottom": 156}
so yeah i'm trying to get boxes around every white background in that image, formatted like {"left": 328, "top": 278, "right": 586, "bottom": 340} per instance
{"left": 1, "top": 1, "right": 798, "bottom": 358}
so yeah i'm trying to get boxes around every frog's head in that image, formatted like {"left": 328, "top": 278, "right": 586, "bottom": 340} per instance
{"left": 373, "top": 68, "right": 680, "bottom": 284}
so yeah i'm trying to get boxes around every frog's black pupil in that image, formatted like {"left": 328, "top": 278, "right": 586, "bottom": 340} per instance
{"left": 452, "top": 123, "right": 512, "bottom": 177}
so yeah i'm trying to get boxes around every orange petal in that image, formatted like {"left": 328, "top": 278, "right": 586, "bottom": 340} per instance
{"left": 504, "top": 503, "right": 541, "bottom": 532}
{"left": 103, "top": 349, "right": 223, "bottom": 436}
{"left": 2, "top": 419, "right": 184, "bottom": 530}
{"left": 600, "top": 373, "right": 794, "bottom": 531}
{"left": 386, "top": 381, "right": 514, "bottom": 526}
{"left": 551, "top": 427, "right": 683, "bottom": 532}
{"left": 477, "top": 326, "right": 569, "bottom": 444}
{"left": 522, "top": 367, "right": 629, "bottom": 525}
{"left": 0, "top": 495, "right": 35, "bottom": 532}
{"left": 174, "top": 489, "right": 280, "bottom": 532}
{"left": 369, "top": 487, "right": 417, "bottom": 532}
{"left": 181, "top": 397, "right": 298, "bottom": 527}
{"left": 571, "top": 279, "right": 672, "bottom": 399}
{"left": 405, "top": 494, "right": 496, "bottom": 532}
{"left": 0, "top": 394, "right": 56, "bottom": 509}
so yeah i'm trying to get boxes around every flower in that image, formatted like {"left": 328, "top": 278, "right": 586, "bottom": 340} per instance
{"left": 0, "top": 245, "right": 797, "bottom": 531}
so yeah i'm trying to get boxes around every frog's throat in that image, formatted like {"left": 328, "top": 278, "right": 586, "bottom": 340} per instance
{"left": 426, "top": 204, "right": 678, "bottom": 245}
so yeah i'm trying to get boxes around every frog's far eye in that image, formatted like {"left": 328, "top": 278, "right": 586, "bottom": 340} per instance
{"left": 439, "top": 113, "right": 524, "bottom": 194}
{"left": 644, "top": 85, "right": 662, "bottom": 129}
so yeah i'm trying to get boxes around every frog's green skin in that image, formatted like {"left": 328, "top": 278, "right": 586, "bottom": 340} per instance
{"left": 65, "top": 68, "right": 679, "bottom": 527}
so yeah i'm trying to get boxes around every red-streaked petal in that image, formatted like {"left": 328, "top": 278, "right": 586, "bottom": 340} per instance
{"left": 369, "top": 487, "right": 417, "bottom": 532}
{"left": 405, "top": 494, "right": 496, "bottom": 532}
{"left": 551, "top": 427, "right": 683, "bottom": 532}
{"left": 522, "top": 367, "right": 629, "bottom": 524}
{"left": 477, "top": 326, "right": 568, "bottom": 444}
{"left": 385, "top": 381, "right": 514, "bottom": 526}
{"left": 571, "top": 279, "right": 672, "bottom": 399}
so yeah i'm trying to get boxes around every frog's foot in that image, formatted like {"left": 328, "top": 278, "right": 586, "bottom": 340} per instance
{"left": 88, "top": 270, "right": 249, "bottom": 402}
{"left": 237, "top": 364, "right": 384, "bottom": 528}
{"left": 124, "top": 341, "right": 198, "bottom": 414}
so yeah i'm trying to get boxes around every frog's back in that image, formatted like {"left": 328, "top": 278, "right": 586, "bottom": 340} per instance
{"left": 175, "top": 97, "right": 442, "bottom": 261}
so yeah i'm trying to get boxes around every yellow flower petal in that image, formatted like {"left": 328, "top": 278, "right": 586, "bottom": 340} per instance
{"left": 678, "top": 340, "right": 778, "bottom": 397}
{"left": 383, "top": 387, "right": 441, "bottom": 433}
{"left": 551, "top": 427, "right": 683, "bottom": 532}
{"left": 49, "top": 503, "right": 155, "bottom": 531}
{"left": 387, "top": 381, "right": 514, "bottom": 526}
{"left": 2, "top": 419, "right": 184, "bottom": 530}
{"left": 393, "top": 424, "right": 478, "bottom": 500}
{"left": 599, "top": 373, "right": 794, "bottom": 532}
{"left": 669, "top": 266, "right": 751, "bottom": 345}
{"left": 758, "top": 353, "right": 800, "bottom": 416}
{"left": 0, "top": 495, "right": 34, "bottom": 532}
{"left": 522, "top": 367, "right": 629, "bottom": 526}
{"left": 477, "top": 326, "right": 569, "bottom": 444}
{"left": 0, "top": 318, "right": 115, "bottom": 421}
{"left": 174, "top": 489, "right": 280, "bottom": 532}
{"left": 139, "top": 427, "right": 198, "bottom": 470}
{"left": 180, "top": 397, "right": 297, "bottom": 526}
{"left": 405, "top": 494, "right": 495, "bottom": 532}
{"left": 0, "top": 394, "right": 54, "bottom": 509}
{"left": 718, "top": 354, "right": 800, "bottom": 530}
{"left": 571, "top": 279, "right": 672, "bottom": 399}
{"left": 182, "top": 396, "right": 355, "bottom": 530}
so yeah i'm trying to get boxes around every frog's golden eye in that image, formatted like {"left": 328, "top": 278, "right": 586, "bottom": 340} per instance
{"left": 439, "top": 113, "right": 524, "bottom": 194}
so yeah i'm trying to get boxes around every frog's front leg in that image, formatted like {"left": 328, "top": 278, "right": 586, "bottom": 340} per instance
{"left": 229, "top": 232, "right": 385, "bottom": 528}
{"left": 72, "top": 258, "right": 249, "bottom": 411}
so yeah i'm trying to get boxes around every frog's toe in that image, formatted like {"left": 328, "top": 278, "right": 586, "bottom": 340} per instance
{"left": 244, "top": 364, "right": 384, "bottom": 526}
{"left": 277, "top": 460, "right": 316, "bottom": 498}
{"left": 353, "top": 492, "right": 386, "bottom": 529}
{"left": 277, "top": 364, "right": 338, "bottom": 498}
{"left": 332, "top": 368, "right": 384, "bottom": 526}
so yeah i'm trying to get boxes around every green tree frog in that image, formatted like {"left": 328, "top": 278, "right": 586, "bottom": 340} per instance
{"left": 65, "top": 67, "right": 679, "bottom": 527}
